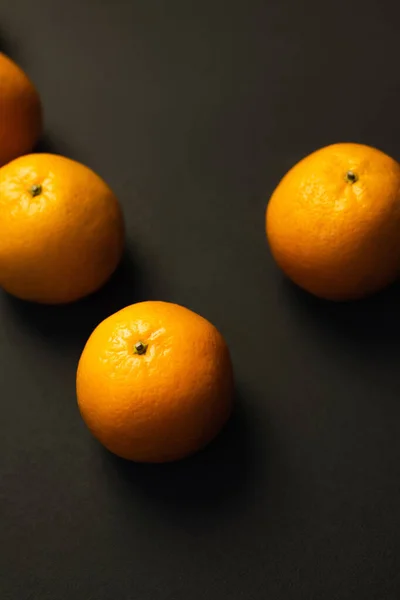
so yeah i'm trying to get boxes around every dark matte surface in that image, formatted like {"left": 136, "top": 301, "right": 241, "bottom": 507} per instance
{"left": 1, "top": 1, "right": 400, "bottom": 598}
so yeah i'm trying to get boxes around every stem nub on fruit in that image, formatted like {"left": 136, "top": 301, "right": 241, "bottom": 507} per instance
{"left": 345, "top": 171, "right": 358, "bottom": 184}
{"left": 134, "top": 341, "right": 148, "bottom": 355}
{"left": 30, "top": 184, "right": 42, "bottom": 197}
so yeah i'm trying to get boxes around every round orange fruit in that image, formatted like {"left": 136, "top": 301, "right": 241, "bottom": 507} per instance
{"left": 0, "top": 53, "right": 42, "bottom": 166}
{"left": 0, "top": 153, "right": 124, "bottom": 303}
{"left": 76, "top": 301, "right": 234, "bottom": 463}
{"left": 266, "top": 143, "right": 400, "bottom": 300}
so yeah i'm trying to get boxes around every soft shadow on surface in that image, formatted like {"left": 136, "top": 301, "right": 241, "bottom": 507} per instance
{"left": 34, "top": 134, "right": 87, "bottom": 164}
{"left": 280, "top": 277, "right": 400, "bottom": 362}
{"left": 4, "top": 247, "right": 148, "bottom": 351}
{"left": 0, "top": 31, "right": 19, "bottom": 60}
{"left": 35, "top": 135, "right": 63, "bottom": 155}
{"left": 100, "top": 389, "right": 266, "bottom": 525}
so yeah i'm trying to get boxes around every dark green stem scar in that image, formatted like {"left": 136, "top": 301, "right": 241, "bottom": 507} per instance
{"left": 134, "top": 341, "right": 148, "bottom": 355}
{"left": 30, "top": 184, "right": 42, "bottom": 197}
{"left": 345, "top": 171, "right": 358, "bottom": 184}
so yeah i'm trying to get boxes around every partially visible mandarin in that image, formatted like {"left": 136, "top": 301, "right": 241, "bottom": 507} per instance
{"left": 0, "top": 153, "right": 124, "bottom": 303}
{"left": 266, "top": 143, "right": 400, "bottom": 300}
{"left": 0, "top": 53, "right": 42, "bottom": 166}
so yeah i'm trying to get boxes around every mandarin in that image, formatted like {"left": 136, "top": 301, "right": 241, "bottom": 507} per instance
{"left": 0, "top": 53, "right": 42, "bottom": 166}
{"left": 76, "top": 301, "right": 233, "bottom": 462}
{"left": 266, "top": 143, "right": 400, "bottom": 300}
{"left": 0, "top": 153, "right": 124, "bottom": 303}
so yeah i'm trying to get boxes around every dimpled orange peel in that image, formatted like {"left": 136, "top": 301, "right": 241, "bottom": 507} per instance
{"left": 266, "top": 143, "right": 400, "bottom": 300}
{"left": 0, "top": 153, "right": 124, "bottom": 303}
{"left": 76, "top": 301, "right": 234, "bottom": 462}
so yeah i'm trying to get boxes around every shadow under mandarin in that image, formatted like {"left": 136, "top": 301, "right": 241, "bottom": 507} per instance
{"left": 96, "top": 387, "right": 268, "bottom": 528}
{"left": 2, "top": 245, "right": 149, "bottom": 352}
{"left": 280, "top": 275, "right": 400, "bottom": 364}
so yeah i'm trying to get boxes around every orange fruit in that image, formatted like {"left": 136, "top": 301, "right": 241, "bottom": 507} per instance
{"left": 76, "top": 301, "right": 233, "bottom": 462}
{"left": 0, "top": 153, "right": 124, "bottom": 303}
{"left": 0, "top": 53, "right": 42, "bottom": 166}
{"left": 266, "top": 143, "right": 400, "bottom": 300}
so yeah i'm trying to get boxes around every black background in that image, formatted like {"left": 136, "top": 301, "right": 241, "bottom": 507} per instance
{"left": 1, "top": 1, "right": 400, "bottom": 598}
